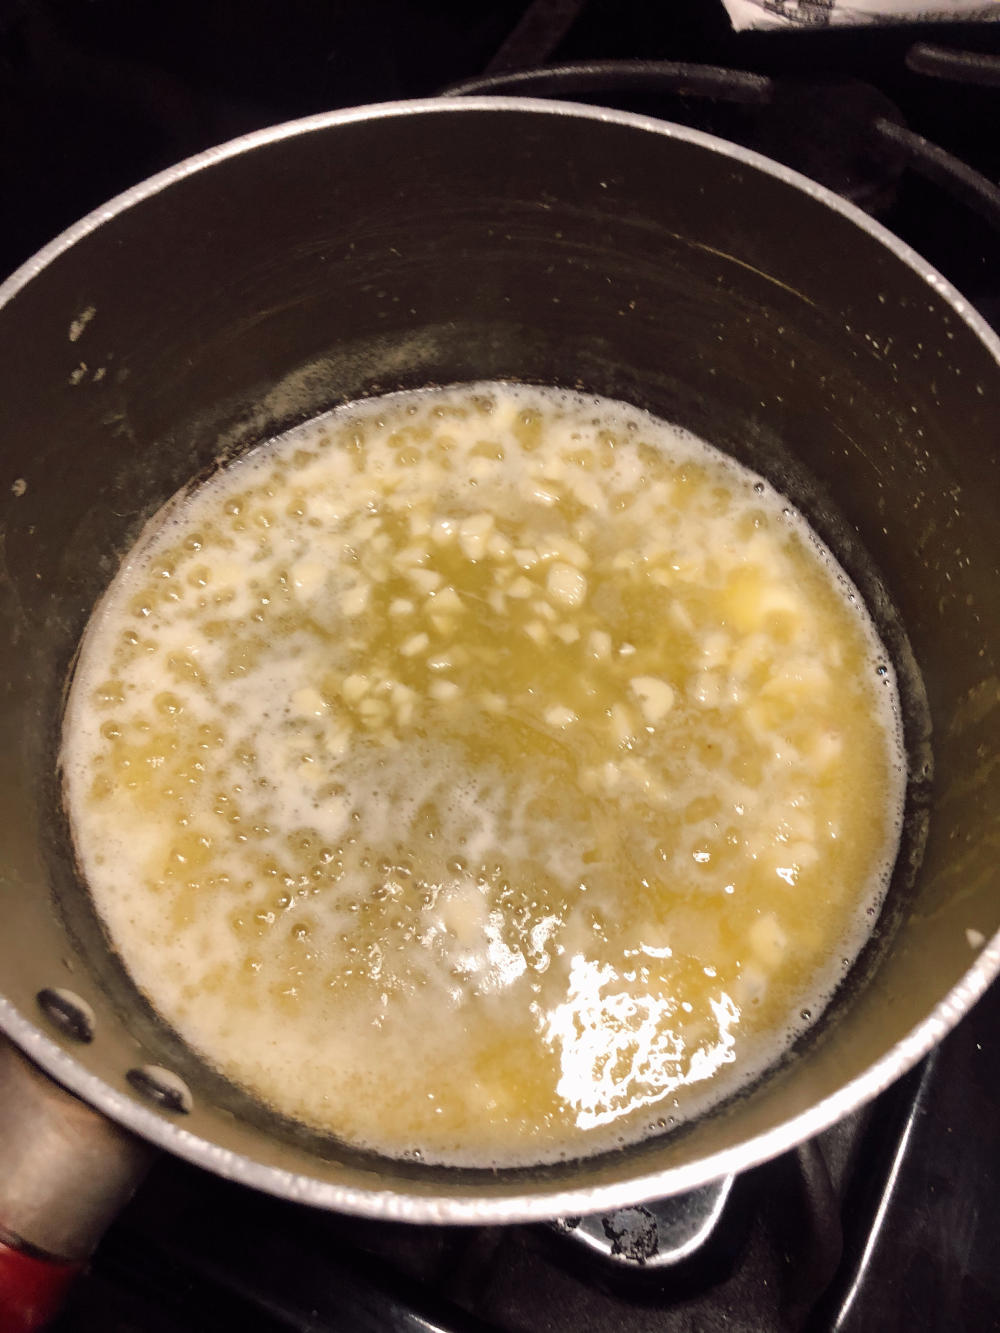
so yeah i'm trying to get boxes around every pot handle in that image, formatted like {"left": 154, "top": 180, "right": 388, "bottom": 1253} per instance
{"left": 0, "top": 1037, "right": 154, "bottom": 1330}
{"left": 0, "top": 1243, "right": 81, "bottom": 1333}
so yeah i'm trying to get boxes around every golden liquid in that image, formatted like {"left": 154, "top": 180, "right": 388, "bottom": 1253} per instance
{"left": 62, "top": 384, "right": 903, "bottom": 1164}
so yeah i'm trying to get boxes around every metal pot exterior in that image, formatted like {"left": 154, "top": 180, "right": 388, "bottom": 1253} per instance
{"left": 1, "top": 99, "right": 998, "bottom": 1223}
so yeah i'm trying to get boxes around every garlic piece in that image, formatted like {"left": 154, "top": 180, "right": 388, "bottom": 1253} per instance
{"left": 567, "top": 473, "right": 604, "bottom": 510}
{"left": 407, "top": 567, "right": 443, "bottom": 594}
{"left": 395, "top": 544, "right": 430, "bottom": 568}
{"left": 749, "top": 913, "right": 788, "bottom": 967}
{"left": 432, "top": 586, "right": 462, "bottom": 614}
{"left": 587, "top": 629, "right": 612, "bottom": 660}
{"left": 809, "top": 730, "right": 843, "bottom": 770}
{"left": 620, "top": 757, "right": 668, "bottom": 803}
{"left": 291, "top": 687, "right": 328, "bottom": 717}
{"left": 609, "top": 702, "right": 637, "bottom": 746}
{"left": 290, "top": 559, "right": 325, "bottom": 598}
{"left": 358, "top": 697, "right": 389, "bottom": 725}
{"left": 630, "top": 676, "right": 675, "bottom": 724}
{"left": 532, "top": 599, "right": 557, "bottom": 623}
{"left": 507, "top": 576, "right": 535, "bottom": 599}
{"left": 340, "top": 582, "right": 370, "bottom": 616}
{"left": 547, "top": 534, "right": 590, "bottom": 569}
{"left": 391, "top": 682, "right": 416, "bottom": 726}
{"left": 701, "top": 631, "right": 730, "bottom": 668}
{"left": 611, "top": 551, "right": 639, "bottom": 571}
{"left": 533, "top": 456, "right": 565, "bottom": 482}
{"left": 431, "top": 517, "right": 457, "bottom": 546}
{"left": 547, "top": 562, "right": 587, "bottom": 608}
{"left": 692, "top": 671, "right": 722, "bottom": 709}
{"left": 733, "top": 962, "right": 768, "bottom": 1006}
{"left": 669, "top": 600, "right": 695, "bottom": 632}
{"left": 324, "top": 728, "right": 350, "bottom": 758}
{"left": 400, "top": 632, "right": 430, "bottom": 658}
{"left": 458, "top": 513, "right": 495, "bottom": 561}
{"left": 340, "top": 673, "right": 370, "bottom": 705}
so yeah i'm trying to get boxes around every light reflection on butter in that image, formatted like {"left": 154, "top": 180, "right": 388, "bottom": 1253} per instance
{"left": 484, "top": 909, "right": 528, "bottom": 992}
{"left": 543, "top": 953, "right": 740, "bottom": 1131}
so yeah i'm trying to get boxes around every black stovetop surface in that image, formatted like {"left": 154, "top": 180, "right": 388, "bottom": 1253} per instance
{"left": 3, "top": 2, "right": 998, "bottom": 1329}
{"left": 2, "top": 0, "right": 999, "bottom": 321}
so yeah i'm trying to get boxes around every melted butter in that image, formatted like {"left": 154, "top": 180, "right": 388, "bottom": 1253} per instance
{"left": 62, "top": 384, "right": 904, "bottom": 1164}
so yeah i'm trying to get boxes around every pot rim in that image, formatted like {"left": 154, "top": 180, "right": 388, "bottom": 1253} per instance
{"left": 2, "top": 95, "right": 999, "bottom": 1224}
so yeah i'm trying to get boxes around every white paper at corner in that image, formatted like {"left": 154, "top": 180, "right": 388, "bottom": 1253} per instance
{"left": 723, "top": 0, "right": 1000, "bottom": 30}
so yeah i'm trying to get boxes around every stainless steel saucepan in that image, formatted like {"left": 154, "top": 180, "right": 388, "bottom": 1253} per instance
{"left": 1, "top": 97, "right": 998, "bottom": 1326}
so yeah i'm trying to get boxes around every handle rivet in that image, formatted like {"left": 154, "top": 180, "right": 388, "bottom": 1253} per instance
{"left": 126, "top": 1065, "right": 192, "bottom": 1114}
{"left": 36, "top": 988, "right": 95, "bottom": 1044}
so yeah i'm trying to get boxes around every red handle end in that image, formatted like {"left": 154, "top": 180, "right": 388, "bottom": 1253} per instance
{"left": 0, "top": 1238, "right": 82, "bottom": 1333}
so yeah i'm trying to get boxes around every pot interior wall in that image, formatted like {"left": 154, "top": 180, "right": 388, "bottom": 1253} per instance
{"left": 1, "top": 102, "right": 998, "bottom": 1205}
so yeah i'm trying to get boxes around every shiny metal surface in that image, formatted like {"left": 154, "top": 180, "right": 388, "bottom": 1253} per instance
{"left": 0, "top": 98, "right": 998, "bottom": 1224}
{"left": 555, "top": 1174, "right": 734, "bottom": 1268}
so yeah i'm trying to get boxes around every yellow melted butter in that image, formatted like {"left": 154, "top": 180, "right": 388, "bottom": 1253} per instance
{"left": 62, "top": 383, "right": 904, "bottom": 1164}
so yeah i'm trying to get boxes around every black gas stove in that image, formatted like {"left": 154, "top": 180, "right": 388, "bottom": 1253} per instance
{"left": 2, "top": 3, "right": 998, "bottom": 1330}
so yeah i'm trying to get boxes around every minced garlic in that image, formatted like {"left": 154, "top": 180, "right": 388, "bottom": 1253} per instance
{"left": 61, "top": 382, "right": 904, "bottom": 1167}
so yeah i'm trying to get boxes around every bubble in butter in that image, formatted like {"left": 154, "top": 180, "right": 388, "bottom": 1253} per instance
{"left": 62, "top": 383, "right": 905, "bottom": 1165}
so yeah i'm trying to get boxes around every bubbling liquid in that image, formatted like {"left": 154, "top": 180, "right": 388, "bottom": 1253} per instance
{"left": 62, "top": 383, "right": 904, "bottom": 1165}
